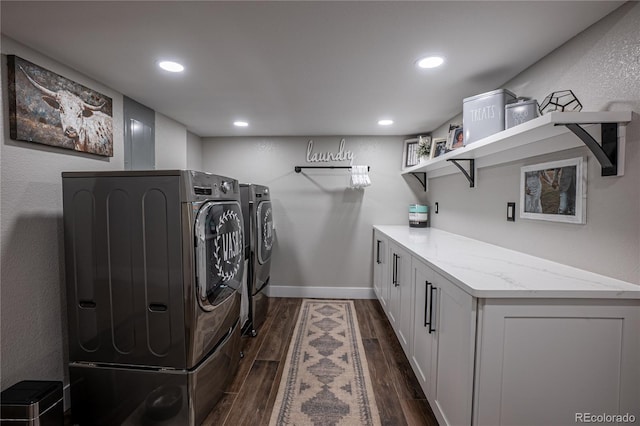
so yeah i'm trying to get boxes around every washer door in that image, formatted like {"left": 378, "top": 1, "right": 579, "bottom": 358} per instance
{"left": 256, "top": 200, "right": 273, "bottom": 265}
{"left": 195, "top": 201, "right": 244, "bottom": 311}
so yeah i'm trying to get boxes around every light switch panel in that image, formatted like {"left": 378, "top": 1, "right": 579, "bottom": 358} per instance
{"left": 507, "top": 202, "right": 516, "bottom": 222}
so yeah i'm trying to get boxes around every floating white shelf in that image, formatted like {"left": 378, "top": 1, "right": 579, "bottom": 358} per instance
{"left": 403, "top": 111, "right": 633, "bottom": 188}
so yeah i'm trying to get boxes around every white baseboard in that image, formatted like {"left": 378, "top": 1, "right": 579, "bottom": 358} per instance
{"left": 265, "top": 285, "right": 376, "bottom": 299}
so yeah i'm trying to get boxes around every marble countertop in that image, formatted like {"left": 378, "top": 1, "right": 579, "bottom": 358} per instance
{"left": 374, "top": 225, "right": 640, "bottom": 299}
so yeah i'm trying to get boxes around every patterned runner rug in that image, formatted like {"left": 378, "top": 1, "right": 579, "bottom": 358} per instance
{"left": 269, "top": 299, "right": 381, "bottom": 426}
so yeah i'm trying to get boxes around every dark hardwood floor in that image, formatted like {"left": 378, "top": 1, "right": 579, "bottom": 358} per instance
{"left": 203, "top": 297, "right": 439, "bottom": 426}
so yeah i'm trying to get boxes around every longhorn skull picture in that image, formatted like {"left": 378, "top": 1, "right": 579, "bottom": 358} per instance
{"left": 8, "top": 55, "right": 113, "bottom": 157}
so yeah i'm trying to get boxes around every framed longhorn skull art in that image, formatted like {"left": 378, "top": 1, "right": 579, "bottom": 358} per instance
{"left": 7, "top": 55, "right": 113, "bottom": 157}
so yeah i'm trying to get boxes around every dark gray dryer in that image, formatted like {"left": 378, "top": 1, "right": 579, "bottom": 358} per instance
{"left": 62, "top": 170, "right": 244, "bottom": 425}
{"left": 240, "top": 184, "right": 274, "bottom": 335}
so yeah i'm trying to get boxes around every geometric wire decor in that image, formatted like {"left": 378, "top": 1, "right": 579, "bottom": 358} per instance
{"left": 539, "top": 90, "right": 583, "bottom": 115}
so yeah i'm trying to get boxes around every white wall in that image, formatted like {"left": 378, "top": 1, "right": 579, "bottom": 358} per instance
{"left": 201, "top": 136, "right": 426, "bottom": 296}
{"left": 186, "top": 131, "right": 203, "bottom": 171}
{"left": 427, "top": 2, "right": 640, "bottom": 284}
{"left": 155, "top": 112, "right": 187, "bottom": 169}
{"left": 0, "top": 37, "right": 125, "bottom": 391}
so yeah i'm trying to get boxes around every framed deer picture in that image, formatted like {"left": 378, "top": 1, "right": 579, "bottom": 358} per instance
{"left": 7, "top": 55, "right": 113, "bottom": 157}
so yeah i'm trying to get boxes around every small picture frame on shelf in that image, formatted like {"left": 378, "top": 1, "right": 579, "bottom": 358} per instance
{"left": 447, "top": 126, "right": 464, "bottom": 150}
{"left": 520, "top": 157, "right": 586, "bottom": 224}
{"left": 430, "top": 138, "right": 448, "bottom": 159}
{"left": 402, "top": 137, "right": 420, "bottom": 170}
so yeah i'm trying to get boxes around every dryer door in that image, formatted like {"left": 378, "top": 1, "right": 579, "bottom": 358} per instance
{"left": 194, "top": 201, "right": 244, "bottom": 311}
{"left": 256, "top": 200, "right": 273, "bottom": 265}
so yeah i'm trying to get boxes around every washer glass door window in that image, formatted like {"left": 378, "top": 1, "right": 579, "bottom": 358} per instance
{"left": 195, "top": 201, "right": 244, "bottom": 311}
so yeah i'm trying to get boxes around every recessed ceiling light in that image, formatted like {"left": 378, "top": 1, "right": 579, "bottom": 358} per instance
{"left": 378, "top": 119, "right": 394, "bottom": 126}
{"left": 416, "top": 56, "right": 444, "bottom": 69}
{"left": 233, "top": 121, "right": 249, "bottom": 127}
{"left": 158, "top": 61, "right": 184, "bottom": 72}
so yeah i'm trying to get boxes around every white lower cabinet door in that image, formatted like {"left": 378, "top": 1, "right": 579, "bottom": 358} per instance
{"left": 397, "top": 252, "right": 414, "bottom": 357}
{"left": 410, "top": 258, "right": 437, "bottom": 401}
{"left": 388, "top": 241, "right": 413, "bottom": 354}
{"left": 431, "top": 271, "right": 477, "bottom": 426}
{"left": 373, "top": 230, "right": 389, "bottom": 312}
{"left": 474, "top": 299, "right": 640, "bottom": 426}
{"left": 387, "top": 241, "right": 401, "bottom": 328}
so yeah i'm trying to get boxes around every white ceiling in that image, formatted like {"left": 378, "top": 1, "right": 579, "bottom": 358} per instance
{"left": 1, "top": 1, "right": 623, "bottom": 137}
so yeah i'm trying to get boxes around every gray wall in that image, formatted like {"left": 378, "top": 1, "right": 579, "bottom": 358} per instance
{"left": 187, "top": 131, "right": 203, "bottom": 171}
{"left": 0, "top": 37, "right": 192, "bottom": 394}
{"left": 0, "top": 37, "right": 125, "bottom": 391}
{"left": 155, "top": 112, "right": 187, "bottom": 169}
{"left": 428, "top": 2, "right": 639, "bottom": 283}
{"left": 200, "top": 136, "right": 425, "bottom": 293}
{"left": 202, "top": 3, "right": 640, "bottom": 289}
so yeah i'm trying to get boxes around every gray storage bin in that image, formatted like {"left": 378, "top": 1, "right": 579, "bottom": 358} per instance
{"left": 505, "top": 99, "right": 539, "bottom": 129}
{"left": 1, "top": 381, "right": 63, "bottom": 426}
{"left": 463, "top": 89, "right": 516, "bottom": 144}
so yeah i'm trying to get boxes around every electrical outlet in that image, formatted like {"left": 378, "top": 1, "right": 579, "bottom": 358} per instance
{"left": 507, "top": 202, "right": 516, "bottom": 222}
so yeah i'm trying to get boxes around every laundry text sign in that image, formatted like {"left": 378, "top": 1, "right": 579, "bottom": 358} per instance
{"left": 306, "top": 139, "right": 354, "bottom": 164}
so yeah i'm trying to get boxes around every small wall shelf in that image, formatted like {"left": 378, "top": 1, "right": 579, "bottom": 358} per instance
{"left": 402, "top": 111, "right": 632, "bottom": 188}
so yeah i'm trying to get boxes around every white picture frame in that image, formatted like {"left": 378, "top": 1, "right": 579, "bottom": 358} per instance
{"left": 430, "top": 138, "right": 448, "bottom": 159}
{"left": 520, "top": 157, "right": 586, "bottom": 224}
{"left": 446, "top": 127, "right": 464, "bottom": 150}
{"left": 402, "top": 137, "right": 420, "bottom": 170}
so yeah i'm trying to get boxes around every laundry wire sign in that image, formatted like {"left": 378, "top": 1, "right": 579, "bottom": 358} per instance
{"left": 306, "top": 138, "right": 354, "bottom": 164}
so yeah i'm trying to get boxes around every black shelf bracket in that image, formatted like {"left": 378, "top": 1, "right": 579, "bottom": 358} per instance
{"left": 294, "top": 165, "right": 369, "bottom": 173}
{"left": 560, "top": 123, "right": 617, "bottom": 176}
{"left": 446, "top": 158, "right": 475, "bottom": 188}
{"left": 410, "top": 172, "right": 427, "bottom": 191}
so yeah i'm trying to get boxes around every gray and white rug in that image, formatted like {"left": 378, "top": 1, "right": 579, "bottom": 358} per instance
{"left": 269, "top": 299, "right": 381, "bottom": 426}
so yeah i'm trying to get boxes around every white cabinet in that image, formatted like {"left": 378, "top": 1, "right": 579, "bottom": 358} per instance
{"left": 430, "top": 269, "right": 476, "bottom": 426}
{"left": 373, "top": 230, "right": 389, "bottom": 311}
{"left": 410, "top": 258, "right": 437, "bottom": 400}
{"left": 474, "top": 299, "right": 640, "bottom": 426}
{"left": 411, "top": 258, "right": 476, "bottom": 426}
{"left": 373, "top": 226, "right": 640, "bottom": 426}
{"left": 388, "top": 241, "right": 413, "bottom": 354}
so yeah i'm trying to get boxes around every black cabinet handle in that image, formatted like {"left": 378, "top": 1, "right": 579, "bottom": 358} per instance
{"left": 79, "top": 300, "right": 96, "bottom": 309}
{"left": 424, "top": 281, "right": 431, "bottom": 327}
{"left": 428, "top": 285, "right": 437, "bottom": 334}
{"left": 391, "top": 254, "right": 395, "bottom": 285}
{"left": 376, "top": 240, "right": 381, "bottom": 264}
{"left": 392, "top": 254, "right": 397, "bottom": 286}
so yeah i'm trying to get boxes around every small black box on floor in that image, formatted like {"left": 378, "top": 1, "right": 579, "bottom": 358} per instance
{"left": 1, "top": 381, "right": 63, "bottom": 426}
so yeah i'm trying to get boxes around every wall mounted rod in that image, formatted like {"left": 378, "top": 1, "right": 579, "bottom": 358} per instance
{"left": 294, "top": 166, "right": 370, "bottom": 173}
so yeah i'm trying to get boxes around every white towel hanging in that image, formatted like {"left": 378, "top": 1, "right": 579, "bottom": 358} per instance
{"left": 349, "top": 165, "right": 371, "bottom": 189}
